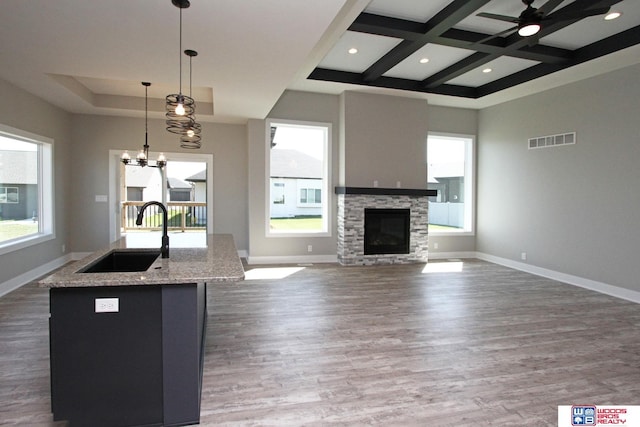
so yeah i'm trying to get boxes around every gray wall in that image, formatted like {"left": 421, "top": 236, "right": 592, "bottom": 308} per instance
{"left": 0, "top": 77, "right": 71, "bottom": 285}
{"left": 477, "top": 62, "right": 640, "bottom": 291}
{"left": 69, "top": 114, "right": 248, "bottom": 253}
{"left": 341, "top": 92, "right": 429, "bottom": 188}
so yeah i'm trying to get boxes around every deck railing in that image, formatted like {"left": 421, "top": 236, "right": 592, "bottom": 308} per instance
{"left": 122, "top": 201, "right": 206, "bottom": 232}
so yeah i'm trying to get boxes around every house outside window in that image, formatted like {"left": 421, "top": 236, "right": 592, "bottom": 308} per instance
{"left": 266, "top": 120, "right": 330, "bottom": 236}
{"left": 427, "top": 133, "right": 474, "bottom": 235}
{"left": 0, "top": 125, "right": 54, "bottom": 253}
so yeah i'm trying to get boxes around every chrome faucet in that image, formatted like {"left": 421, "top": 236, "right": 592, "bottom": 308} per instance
{"left": 136, "top": 201, "right": 169, "bottom": 258}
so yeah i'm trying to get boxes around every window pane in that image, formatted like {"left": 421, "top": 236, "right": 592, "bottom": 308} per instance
{"left": 121, "top": 159, "right": 207, "bottom": 232}
{"left": 0, "top": 137, "right": 40, "bottom": 244}
{"left": 427, "top": 135, "right": 473, "bottom": 233}
{"left": 268, "top": 122, "right": 328, "bottom": 234}
{"left": 273, "top": 182, "right": 285, "bottom": 204}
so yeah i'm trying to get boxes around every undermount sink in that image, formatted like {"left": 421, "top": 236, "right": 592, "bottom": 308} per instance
{"left": 78, "top": 249, "right": 161, "bottom": 273}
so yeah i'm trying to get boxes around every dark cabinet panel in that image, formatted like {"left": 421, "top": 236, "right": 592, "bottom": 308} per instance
{"left": 49, "top": 283, "right": 206, "bottom": 426}
{"left": 50, "top": 286, "right": 164, "bottom": 426}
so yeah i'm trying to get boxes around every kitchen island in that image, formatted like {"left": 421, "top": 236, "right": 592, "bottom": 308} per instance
{"left": 39, "top": 234, "right": 244, "bottom": 427}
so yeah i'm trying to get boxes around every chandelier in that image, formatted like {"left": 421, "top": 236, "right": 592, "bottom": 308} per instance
{"left": 121, "top": 82, "right": 167, "bottom": 168}
{"left": 166, "top": 0, "right": 201, "bottom": 149}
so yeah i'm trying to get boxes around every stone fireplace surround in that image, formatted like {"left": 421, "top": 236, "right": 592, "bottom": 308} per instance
{"left": 336, "top": 187, "right": 436, "bottom": 266}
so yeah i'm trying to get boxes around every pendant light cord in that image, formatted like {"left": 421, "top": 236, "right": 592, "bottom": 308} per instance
{"left": 144, "top": 83, "right": 149, "bottom": 152}
{"left": 179, "top": 7, "right": 183, "bottom": 96}
{"left": 145, "top": 84, "right": 148, "bottom": 134}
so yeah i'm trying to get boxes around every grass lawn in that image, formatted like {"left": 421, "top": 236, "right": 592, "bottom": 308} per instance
{"left": 0, "top": 220, "right": 38, "bottom": 243}
{"left": 270, "top": 217, "right": 322, "bottom": 231}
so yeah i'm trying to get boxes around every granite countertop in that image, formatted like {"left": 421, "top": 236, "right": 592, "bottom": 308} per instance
{"left": 39, "top": 234, "right": 245, "bottom": 288}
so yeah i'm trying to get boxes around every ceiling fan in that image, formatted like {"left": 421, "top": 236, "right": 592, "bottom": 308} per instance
{"left": 474, "top": 0, "right": 612, "bottom": 44}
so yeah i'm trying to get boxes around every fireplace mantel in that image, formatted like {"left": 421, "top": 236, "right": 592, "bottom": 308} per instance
{"left": 335, "top": 187, "right": 436, "bottom": 197}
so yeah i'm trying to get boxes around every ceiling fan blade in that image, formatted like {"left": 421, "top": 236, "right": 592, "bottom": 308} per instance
{"left": 547, "top": 6, "right": 611, "bottom": 22}
{"left": 471, "top": 26, "right": 518, "bottom": 46}
{"left": 537, "top": 0, "right": 565, "bottom": 16}
{"left": 477, "top": 12, "right": 519, "bottom": 23}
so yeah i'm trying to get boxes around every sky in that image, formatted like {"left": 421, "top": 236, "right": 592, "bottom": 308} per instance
{"left": 271, "top": 123, "right": 326, "bottom": 160}
{"left": 165, "top": 161, "right": 207, "bottom": 181}
{"left": 0, "top": 135, "right": 38, "bottom": 151}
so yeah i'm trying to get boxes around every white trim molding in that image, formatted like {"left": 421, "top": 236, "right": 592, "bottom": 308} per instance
{"left": 0, "top": 254, "right": 71, "bottom": 298}
{"left": 247, "top": 254, "right": 338, "bottom": 265}
{"left": 428, "top": 251, "right": 477, "bottom": 260}
{"left": 475, "top": 252, "right": 640, "bottom": 304}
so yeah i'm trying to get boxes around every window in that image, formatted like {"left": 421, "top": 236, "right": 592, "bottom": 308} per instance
{"left": 272, "top": 183, "right": 285, "bottom": 204}
{"left": 427, "top": 133, "right": 474, "bottom": 234}
{"left": 299, "top": 188, "right": 321, "bottom": 205}
{"left": 0, "top": 125, "right": 54, "bottom": 253}
{"left": 266, "top": 120, "right": 330, "bottom": 235}
{"left": 0, "top": 187, "right": 19, "bottom": 203}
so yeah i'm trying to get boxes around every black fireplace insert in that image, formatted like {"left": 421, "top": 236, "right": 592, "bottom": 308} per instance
{"left": 364, "top": 208, "right": 410, "bottom": 255}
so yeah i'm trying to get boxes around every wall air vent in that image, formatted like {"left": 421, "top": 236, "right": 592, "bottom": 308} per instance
{"left": 528, "top": 132, "right": 576, "bottom": 150}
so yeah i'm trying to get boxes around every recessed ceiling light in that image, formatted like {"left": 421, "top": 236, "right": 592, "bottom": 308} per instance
{"left": 482, "top": 68, "right": 492, "bottom": 73}
{"left": 419, "top": 58, "right": 429, "bottom": 64}
{"left": 604, "top": 11, "right": 622, "bottom": 21}
{"left": 348, "top": 48, "right": 358, "bottom": 54}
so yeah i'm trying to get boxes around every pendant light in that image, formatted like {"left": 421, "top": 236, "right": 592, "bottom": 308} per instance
{"left": 121, "top": 82, "right": 167, "bottom": 169}
{"left": 180, "top": 49, "right": 202, "bottom": 149}
{"left": 166, "top": 0, "right": 195, "bottom": 137}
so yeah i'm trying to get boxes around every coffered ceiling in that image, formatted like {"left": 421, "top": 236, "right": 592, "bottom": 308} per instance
{"left": 1, "top": 0, "right": 639, "bottom": 124}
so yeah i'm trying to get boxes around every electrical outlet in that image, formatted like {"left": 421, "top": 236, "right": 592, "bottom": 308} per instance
{"left": 433, "top": 242, "right": 439, "bottom": 249}
{"left": 61, "top": 244, "right": 65, "bottom": 253}
{"left": 521, "top": 252, "right": 527, "bottom": 261}
{"left": 95, "top": 298, "right": 119, "bottom": 313}
{"left": 307, "top": 245, "right": 313, "bottom": 252}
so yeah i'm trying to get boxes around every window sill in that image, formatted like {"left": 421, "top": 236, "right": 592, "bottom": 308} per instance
{"left": 267, "top": 230, "right": 331, "bottom": 238}
{"left": 428, "top": 230, "right": 475, "bottom": 237}
{"left": 0, "top": 233, "right": 55, "bottom": 256}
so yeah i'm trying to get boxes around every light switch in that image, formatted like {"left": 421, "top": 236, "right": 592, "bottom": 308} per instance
{"left": 95, "top": 195, "right": 108, "bottom": 203}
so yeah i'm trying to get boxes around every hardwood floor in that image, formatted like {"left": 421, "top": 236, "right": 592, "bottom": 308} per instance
{"left": 2, "top": 259, "right": 639, "bottom": 426}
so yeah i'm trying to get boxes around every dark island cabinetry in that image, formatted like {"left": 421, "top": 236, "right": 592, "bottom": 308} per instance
{"left": 49, "top": 283, "right": 206, "bottom": 427}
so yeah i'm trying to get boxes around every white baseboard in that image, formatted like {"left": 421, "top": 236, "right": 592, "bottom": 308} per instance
{"left": 0, "top": 253, "right": 72, "bottom": 298}
{"left": 428, "top": 251, "right": 477, "bottom": 260}
{"left": 247, "top": 254, "right": 338, "bottom": 265}
{"left": 476, "top": 252, "right": 640, "bottom": 304}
